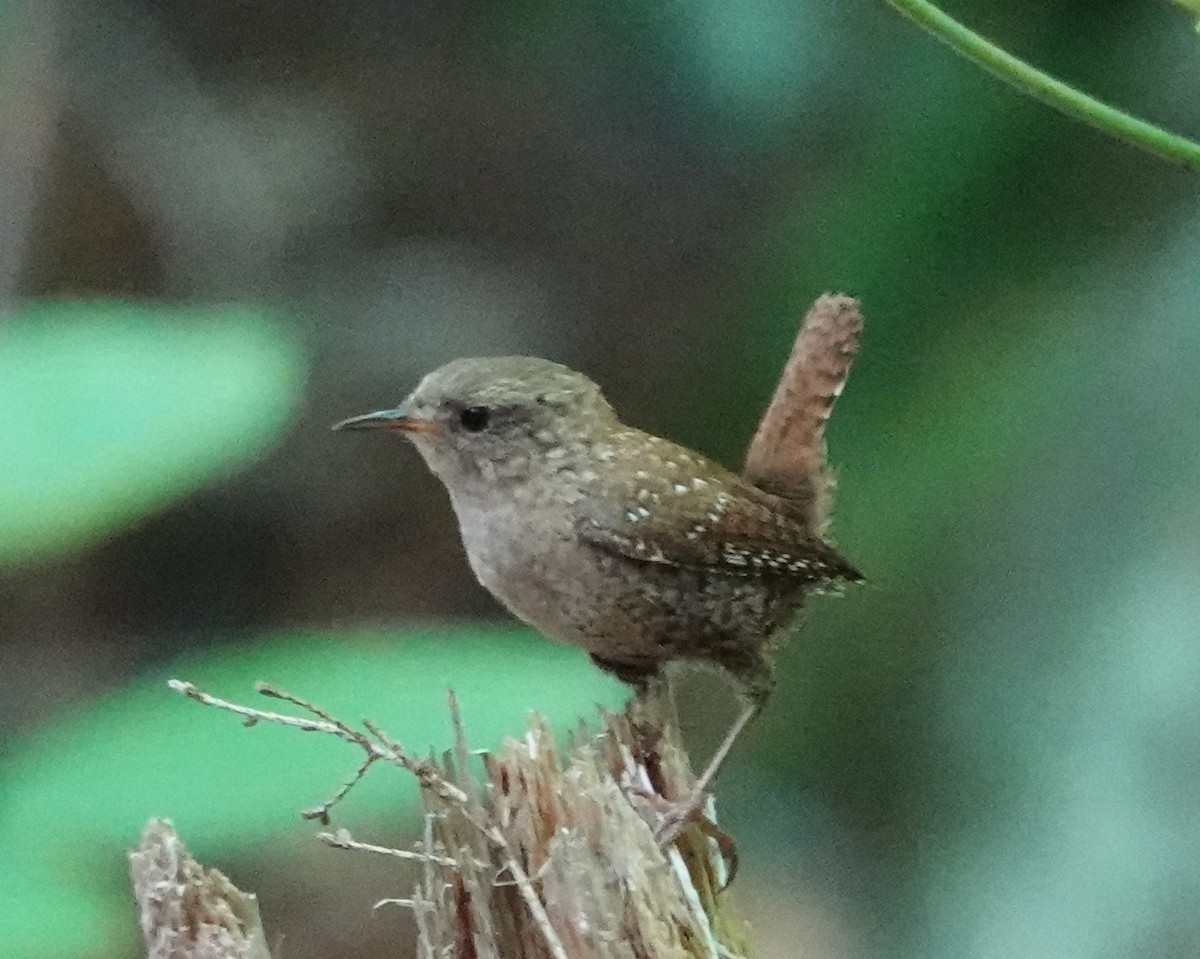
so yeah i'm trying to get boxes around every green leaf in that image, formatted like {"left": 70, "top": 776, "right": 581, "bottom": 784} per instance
{"left": 0, "top": 302, "right": 304, "bottom": 566}
{"left": 0, "top": 627, "right": 628, "bottom": 958}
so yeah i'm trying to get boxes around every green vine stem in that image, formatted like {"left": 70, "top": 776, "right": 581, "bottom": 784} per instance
{"left": 884, "top": 0, "right": 1200, "bottom": 171}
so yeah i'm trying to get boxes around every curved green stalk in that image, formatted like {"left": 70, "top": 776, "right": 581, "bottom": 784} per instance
{"left": 884, "top": 0, "right": 1200, "bottom": 170}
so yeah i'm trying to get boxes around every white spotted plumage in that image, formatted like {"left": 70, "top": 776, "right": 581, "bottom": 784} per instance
{"left": 573, "top": 428, "right": 859, "bottom": 585}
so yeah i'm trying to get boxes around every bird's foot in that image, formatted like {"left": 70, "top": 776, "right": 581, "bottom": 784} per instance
{"left": 641, "top": 789, "right": 740, "bottom": 886}
{"left": 651, "top": 791, "right": 702, "bottom": 847}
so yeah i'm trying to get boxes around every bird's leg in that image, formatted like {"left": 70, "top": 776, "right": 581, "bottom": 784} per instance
{"left": 652, "top": 699, "right": 761, "bottom": 848}
{"left": 654, "top": 654, "right": 774, "bottom": 849}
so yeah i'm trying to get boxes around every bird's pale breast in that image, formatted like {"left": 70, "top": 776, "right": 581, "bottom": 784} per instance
{"left": 447, "top": 481, "right": 805, "bottom": 670}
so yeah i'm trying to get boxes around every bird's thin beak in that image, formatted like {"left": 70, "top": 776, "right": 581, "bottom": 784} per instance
{"left": 331, "top": 405, "right": 440, "bottom": 435}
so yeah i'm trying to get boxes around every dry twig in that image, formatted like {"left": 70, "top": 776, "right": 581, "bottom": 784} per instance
{"left": 165, "top": 679, "right": 752, "bottom": 959}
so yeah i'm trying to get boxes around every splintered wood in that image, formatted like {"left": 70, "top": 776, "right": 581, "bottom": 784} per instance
{"left": 409, "top": 693, "right": 753, "bottom": 959}
{"left": 129, "top": 819, "right": 273, "bottom": 959}
{"left": 156, "top": 680, "right": 754, "bottom": 958}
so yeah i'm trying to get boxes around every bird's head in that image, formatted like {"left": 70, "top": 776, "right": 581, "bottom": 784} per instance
{"left": 333, "top": 356, "right": 619, "bottom": 494}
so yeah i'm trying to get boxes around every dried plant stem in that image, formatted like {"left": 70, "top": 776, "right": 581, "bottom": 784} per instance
{"left": 169, "top": 680, "right": 571, "bottom": 959}
{"left": 164, "top": 679, "right": 753, "bottom": 958}
{"left": 318, "top": 827, "right": 471, "bottom": 869}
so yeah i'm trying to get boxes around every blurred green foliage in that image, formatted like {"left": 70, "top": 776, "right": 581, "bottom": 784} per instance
{"left": 0, "top": 299, "right": 305, "bottom": 953}
{"left": 0, "top": 304, "right": 303, "bottom": 567}
{"left": 0, "top": 628, "right": 626, "bottom": 957}
{"left": 1170, "top": 0, "right": 1200, "bottom": 31}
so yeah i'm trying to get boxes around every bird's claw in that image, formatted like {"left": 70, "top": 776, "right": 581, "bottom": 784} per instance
{"left": 653, "top": 800, "right": 697, "bottom": 847}
{"left": 652, "top": 795, "right": 741, "bottom": 887}
{"left": 625, "top": 783, "right": 741, "bottom": 886}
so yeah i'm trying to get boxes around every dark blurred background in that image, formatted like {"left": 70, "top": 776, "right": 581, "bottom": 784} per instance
{"left": 2, "top": 1, "right": 1199, "bottom": 957}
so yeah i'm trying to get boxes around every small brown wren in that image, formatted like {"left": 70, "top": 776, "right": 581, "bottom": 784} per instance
{"left": 334, "top": 295, "right": 862, "bottom": 825}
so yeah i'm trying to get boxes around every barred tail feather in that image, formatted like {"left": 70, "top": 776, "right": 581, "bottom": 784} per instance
{"left": 743, "top": 293, "right": 862, "bottom": 535}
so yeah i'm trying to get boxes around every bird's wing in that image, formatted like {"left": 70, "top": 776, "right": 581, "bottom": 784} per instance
{"left": 574, "top": 431, "right": 861, "bottom": 584}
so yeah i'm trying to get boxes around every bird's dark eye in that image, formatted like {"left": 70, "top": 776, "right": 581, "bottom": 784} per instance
{"left": 459, "top": 406, "right": 491, "bottom": 432}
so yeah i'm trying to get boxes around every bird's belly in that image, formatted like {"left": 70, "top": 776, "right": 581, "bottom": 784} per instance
{"left": 460, "top": 513, "right": 618, "bottom": 651}
{"left": 454, "top": 501, "right": 796, "bottom": 663}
